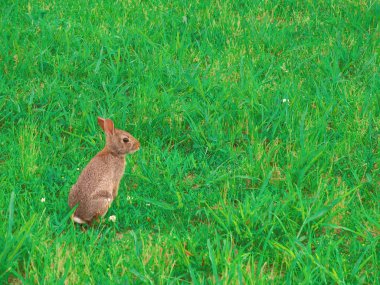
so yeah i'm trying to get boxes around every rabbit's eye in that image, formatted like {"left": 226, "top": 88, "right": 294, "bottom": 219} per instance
{"left": 123, "top": 138, "right": 130, "bottom": 143}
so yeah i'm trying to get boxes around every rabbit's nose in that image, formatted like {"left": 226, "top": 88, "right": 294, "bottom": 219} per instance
{"left": 135, "top": 142, "right": 141, "bottom": 149}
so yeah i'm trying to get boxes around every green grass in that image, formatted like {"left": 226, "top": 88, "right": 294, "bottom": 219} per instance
{"left": 1, "top": 0, "right": 379, "bottom": 283}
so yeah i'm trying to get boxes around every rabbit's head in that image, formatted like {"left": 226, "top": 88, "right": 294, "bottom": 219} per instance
{"left": 98, "top": 117, "right": 140, "bottom": 155}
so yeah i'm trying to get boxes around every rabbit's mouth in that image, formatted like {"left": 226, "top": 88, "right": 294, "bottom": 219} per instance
{"left": 129, "top": 145, "right": 140, "bottom": 154}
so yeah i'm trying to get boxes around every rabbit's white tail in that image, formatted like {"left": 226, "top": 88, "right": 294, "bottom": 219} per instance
{"left": 72, "top": 216, "right": 86, "bottom": 224}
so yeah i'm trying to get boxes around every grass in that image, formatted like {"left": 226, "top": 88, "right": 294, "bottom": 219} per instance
{"left": 0, "top": 0, "right": 379, "bottom": 283}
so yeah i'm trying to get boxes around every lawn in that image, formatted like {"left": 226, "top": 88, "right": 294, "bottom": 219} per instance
{"left": 0, "top": 0, "right": 379, "bottom": 283}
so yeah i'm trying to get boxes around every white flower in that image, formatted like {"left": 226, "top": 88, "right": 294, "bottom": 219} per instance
{"left": 41, "top": 198, "right": 46, "bottom": 203}
{"left": 281, "top": 63, "right": 289, "bottom": 73}
{"left": 127, "top": 196, "right": 133, "bottom": 201}
{"left": 109, "top": 215, "right": 116, "bottom": 222}
{"left": 282, "top": 98, "right": 290, "bottom": 103}
{"left": 146, "top": 203, "right": 151, "bottom": 207}
{"left": 76, "top": 168, "right": 80, "bottom": 171}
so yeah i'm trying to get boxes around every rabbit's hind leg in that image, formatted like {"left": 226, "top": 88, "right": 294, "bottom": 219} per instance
{"left": 72, "top": 202, "right": 92, "bottom": 225}
{"left": 88, "top": 196, "right": 113, "bottom": 222}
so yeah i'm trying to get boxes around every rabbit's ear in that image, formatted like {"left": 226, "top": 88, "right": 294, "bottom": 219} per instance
{"left": 97, "top": 117, "right": 106, "bottom": 131}
{"left": 104, "top": 119, "right": 115, "bottom": 135}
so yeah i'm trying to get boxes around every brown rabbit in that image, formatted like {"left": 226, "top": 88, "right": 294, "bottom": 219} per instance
{"left": 68, "top": 117, "right": 140, "bottom": 225}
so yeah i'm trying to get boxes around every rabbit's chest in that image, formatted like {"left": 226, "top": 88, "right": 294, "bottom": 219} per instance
{"left": 111, "top": 159, "right": 126, "bottom": 181}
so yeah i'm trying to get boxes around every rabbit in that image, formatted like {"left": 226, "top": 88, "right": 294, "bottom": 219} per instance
{"left": 68, "top": 117, "right": 140, "bottom": 225}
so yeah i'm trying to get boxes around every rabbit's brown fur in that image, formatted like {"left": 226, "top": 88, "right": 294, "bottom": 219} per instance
{"left": 68, "top": 117, "right": 140, "bottom": 224}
